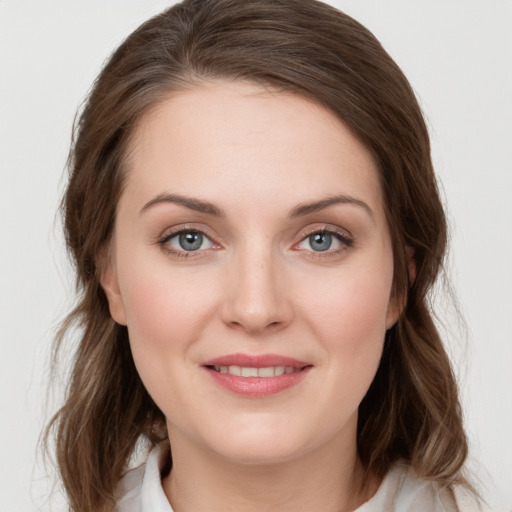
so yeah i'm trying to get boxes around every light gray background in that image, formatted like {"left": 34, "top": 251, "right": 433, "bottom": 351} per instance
{"left": 1, "top": 1, "right": 511, "bottom": 510}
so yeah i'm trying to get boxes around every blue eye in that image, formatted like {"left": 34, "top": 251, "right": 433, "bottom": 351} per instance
{"left": 296, "top": 230, "right": 351, "bottom": 254}
{"left": 164, "top": 230, "right": 214, "bottom": 253}
{"left": 178, "top": 232, "right": 203, "bottom": 251}
{"left": 308, "top": 232, "right": 333, "bottom": 252}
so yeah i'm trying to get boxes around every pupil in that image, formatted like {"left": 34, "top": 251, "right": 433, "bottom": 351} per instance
{"left": 179, "top": 232, "right": 202, "bottom": 251}
{"left": 310, "top": 233, "right": 331, "bottom": 251}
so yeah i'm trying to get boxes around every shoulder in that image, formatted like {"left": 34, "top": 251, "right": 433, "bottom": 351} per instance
{"left": 357, "top": 462, "right": 479, "bottom": 512}
{"left": 116, "top": 443, "right": 174, "bottom": 512}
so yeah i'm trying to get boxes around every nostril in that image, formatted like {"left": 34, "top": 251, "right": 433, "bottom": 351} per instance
{"left": 225, "top": 319, "right": 284, "bottom": 334}
{"left": 221, "top": 289, "right": 293, "bottom": 333}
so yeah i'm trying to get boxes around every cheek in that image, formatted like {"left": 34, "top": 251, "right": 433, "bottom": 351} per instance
{"left": 307, "top": 266, "right": 392, "bottom": 335}
{"left": 119, "top": 246, "right": 211, "bottom": 326}
{"left": 297, "top": 259, "right": 393, "bottom": 378}
{"left": 115, "top": 251, "right": 217, "bottom": 375}
{"left": 116, "top": 260, "right": 223, "bottom": 428}
{"left": 314, "top": 271, "right": 392, "bottom": 414}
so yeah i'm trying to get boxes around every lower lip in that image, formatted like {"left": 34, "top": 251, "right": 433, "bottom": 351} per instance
{"left": 204, "top": 367, "right": 312, "bottom": 397}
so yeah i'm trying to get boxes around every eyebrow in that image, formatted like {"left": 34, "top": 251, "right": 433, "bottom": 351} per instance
{"left": 288, "top": 195, "right": 374, "bottom": 219}
{"left": 140, "top": 193, "right": 225, "bottom": 217}
{"left": 140, "top": 192, "right": 373, "bottom": 219}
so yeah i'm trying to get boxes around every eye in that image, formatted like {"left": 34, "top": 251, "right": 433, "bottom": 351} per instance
{"left": 305, "top": 232, "right": 337, "bottom": 252}
{"left": 295, "top": 229, "right": 352, "bottom": 254}
{"left": 160, "top": 229, "right": 215, "bottom": 255}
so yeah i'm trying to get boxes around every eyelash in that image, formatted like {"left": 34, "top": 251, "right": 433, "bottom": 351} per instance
{"left": 293, "top": 226, "right": 354, "bottom": 259}
{"left": 156, "top": 226, "right": 353, "bottom": 259}
{"left": 157, "top": 225, "right": 219, "bottom": 258}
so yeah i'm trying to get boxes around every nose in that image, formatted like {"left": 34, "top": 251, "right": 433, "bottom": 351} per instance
{"left": 220, "top": 247, "right": 293, "bottom": 335}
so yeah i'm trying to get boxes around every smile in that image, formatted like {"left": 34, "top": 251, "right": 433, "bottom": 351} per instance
{"left": 202, "top": 353, "right": 312, "bottom": 397}
{"left": 211, "top": 365, "right": 301, "bottom": 377}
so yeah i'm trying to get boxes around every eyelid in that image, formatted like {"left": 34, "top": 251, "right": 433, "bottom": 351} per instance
{"left": 154, "top": 222, "right": 353, "bottom": 259}
{"left": 156, "top": 224, "right": 222, "bottom": 257}
{"left": 291, "top": 224, "right": 354, "bottom": 255}
{"left": 295, "top": 224, "right": 353, "bottom": 243}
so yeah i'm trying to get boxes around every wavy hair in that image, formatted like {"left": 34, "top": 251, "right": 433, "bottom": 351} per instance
{"left": 45, "top": 1, "right": 470, "bottom": 510}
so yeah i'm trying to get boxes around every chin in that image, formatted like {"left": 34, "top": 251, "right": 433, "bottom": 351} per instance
{"left": 194, "top": 419, "right": 326, "bottom": 466}
{"left": 212, "top": 439, "right": 306, "bottom": 466}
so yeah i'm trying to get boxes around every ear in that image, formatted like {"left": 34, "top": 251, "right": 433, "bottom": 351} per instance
{"left": 405, "top": 245, "right": 416, "bottom": 283}
{"left": 98, "top": 249, "right": 127, "bottom": 326}
{"left": 385, "top": 246, "right": 416, "bottom": 329}
{"left": 385, "top": 293, "right": 401, "bottom": 330}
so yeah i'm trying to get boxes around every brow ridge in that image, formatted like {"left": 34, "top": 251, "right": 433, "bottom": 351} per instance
{"left": 140, "top": 192, "right": 372, "bottom": 220}
{"left": 140, "top": 193, "right": 224, "bottom": 216}
{"left": 288, "top": 195, "right": 374, "bottom": 219}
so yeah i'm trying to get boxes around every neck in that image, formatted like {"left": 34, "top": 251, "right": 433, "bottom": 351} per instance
{"left": 162, "top": 427, "right": 377, "bottom": 512}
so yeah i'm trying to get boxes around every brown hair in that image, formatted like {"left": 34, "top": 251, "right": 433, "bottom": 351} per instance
{"left": 46, "top": 0, "right": 470, "bottom": 510}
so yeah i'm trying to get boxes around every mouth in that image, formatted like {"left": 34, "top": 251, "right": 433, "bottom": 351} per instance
{"left": 201, "top": 353, "right": 313, "bottom": 397}
{"left": 207, "top": 365, "right": 304, "bottom": 377}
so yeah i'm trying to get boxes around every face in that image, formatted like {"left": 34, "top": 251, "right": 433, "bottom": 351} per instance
{"left": 102, "top": 81, "right": 398, "bottom": 465}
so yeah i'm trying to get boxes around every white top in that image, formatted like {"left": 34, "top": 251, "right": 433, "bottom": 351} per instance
{"left": 116, "top": 444, "right": 476, "bottom": 512}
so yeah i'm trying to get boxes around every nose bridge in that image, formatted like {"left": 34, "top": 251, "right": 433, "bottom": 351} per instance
{"left": 222, "top": 240, "right": 292, "bottom": 334}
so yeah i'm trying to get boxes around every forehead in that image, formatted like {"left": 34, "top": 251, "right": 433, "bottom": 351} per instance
{"left": 121, "top": 80, "right": 383, "bottom": 219}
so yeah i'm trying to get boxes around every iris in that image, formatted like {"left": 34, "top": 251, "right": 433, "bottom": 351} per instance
{"left": 179, "top": 232, "right": 203, "bottom": 251}
{"left": 309, "top": 233, "right": 332, "bottom": 251}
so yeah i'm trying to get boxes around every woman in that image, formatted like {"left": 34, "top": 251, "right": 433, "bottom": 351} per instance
{"left": 46, "top": 0, "right": 478, "bottom": 510}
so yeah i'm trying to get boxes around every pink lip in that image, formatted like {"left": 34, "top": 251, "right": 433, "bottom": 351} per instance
{"left": 201, "top": 353, "right": 313, "bottom": 398}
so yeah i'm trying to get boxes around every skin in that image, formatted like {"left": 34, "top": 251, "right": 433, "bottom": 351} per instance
{"left": 101, "top": 81, "right": 399, "bottom": 511}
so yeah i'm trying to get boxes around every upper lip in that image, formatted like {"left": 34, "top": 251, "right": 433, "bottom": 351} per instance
{"left": 202, "top": 353, "right": 311, "bottom": 368}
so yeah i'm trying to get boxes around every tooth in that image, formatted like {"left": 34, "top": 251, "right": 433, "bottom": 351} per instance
{"left": 258, "top": 367, "right": 275, "bottom": 377}
{"left": 241, "top": 367, "right": 259, "bottom": 377}
{"left": 228, "top": 365, "right": 241, "bottom": 376}
{"left": 214, "top": 365, "right": 301, "bottom": 377}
